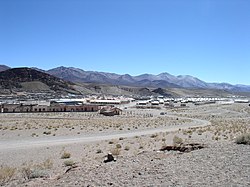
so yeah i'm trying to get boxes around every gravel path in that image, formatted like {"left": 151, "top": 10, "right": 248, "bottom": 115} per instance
{"left": 0, "top": 116, "right": 210, "bottom": 151}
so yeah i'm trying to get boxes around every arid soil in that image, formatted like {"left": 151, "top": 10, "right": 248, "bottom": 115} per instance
{"left": 0, "top": 103, "right": 250, "bottom": 186}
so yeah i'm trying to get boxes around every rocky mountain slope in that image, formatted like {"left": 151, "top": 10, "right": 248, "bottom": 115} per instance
{"left": 47, "top": 66, "right": 250, "bottom": 92}
{"left": 0, "top": 68, "right": 79, "bottom": 94}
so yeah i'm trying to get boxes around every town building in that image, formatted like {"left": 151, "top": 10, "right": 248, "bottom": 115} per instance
{"left": 99, "top": 106, "right": 122, "bottom": 116}
{"left": 0, "top": 101, "right": 99, "bottom": 113}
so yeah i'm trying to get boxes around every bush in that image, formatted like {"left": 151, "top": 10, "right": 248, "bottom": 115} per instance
{"left": 63, "top": 160, "right": 75, "bottom": 167}
{"left": 21, "top": 159, "right": 52, "bottom": 180}
{"left": 40, "top": 159, "right": 53, "bottom": 169}
{"left": 150, "top": 134, "right": 158, "bottom": 138}
{"left": 173, "top": 135, "right": 183, "bottom": 145}
{"left": 21, "top": 166, "right": 32, "bottom": 180}
{"left": 96, "top": 149, "right": 103, "bottom": 154}
{"left": 124, "top": 146, "right": 130, "bottom": 151}
{"left": 139, "top": 145, "right": 144, "bottom": 149}
{"left": 116, "top": 144, "right": 122, "bottom": 149}
{"left": 108, "top": 140, "right": 114, "bottom": 144}
{"left": 61, "top": 151, "right": 71, "bottom": 159}
{"left": 111, "top": 148, "right": 121, "bottom": 156}
{"left": 30, "top": 169, "right": 49, "bottom": 179}
{"left": 0, "top": 166, "right": 16, "bottom": 185}
{"left": 235, "top": 133, "right": 250, "bottom": 145}
{"left": 43, "top": 131, "right": 51, "bottom": 135}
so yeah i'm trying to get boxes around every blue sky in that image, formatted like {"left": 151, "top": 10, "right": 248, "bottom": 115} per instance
{"left": 0, "top": 0, "right": 249, "bottom": 85}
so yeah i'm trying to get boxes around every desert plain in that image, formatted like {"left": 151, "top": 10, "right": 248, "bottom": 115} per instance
{"left": 0, "top": 102, "right": 250, "bottom": 186}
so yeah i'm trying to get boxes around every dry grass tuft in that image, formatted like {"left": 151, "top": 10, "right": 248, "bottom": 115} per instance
{"left": 173, "top": 135, "right": 183, "bottom": 145}
{"left": 21, "top": 159, "right": 53, "bottom": 180}
{"left": 63, "top": 160, "right": 76, "bottom": 167}
{"left": 235, "top": 133, "right": 250, "bottom": 145}
{"left": 61, "top": 151, "right": 71, "bottom": 159}
{"left": 0, "top": 166, "right": 16, "bottom": 185}
{"left": 111, "top": 147, "right": 121, "bottom": 156}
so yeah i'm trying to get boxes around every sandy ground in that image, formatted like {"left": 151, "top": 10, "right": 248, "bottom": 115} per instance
{"left": 0, "top": 103, "right": 250, "bottom": 186}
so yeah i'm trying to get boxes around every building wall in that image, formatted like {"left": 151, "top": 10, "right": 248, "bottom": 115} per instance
{"left": 0, "top": 104, "right": 100, "bottom": 113}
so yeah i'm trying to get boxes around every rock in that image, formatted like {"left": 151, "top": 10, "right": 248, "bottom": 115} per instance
{"left": 104, "top": 153, "right": 116, "bottom": 163}
{"left": 160, "top": 143, "right": 205, "bottom": 153}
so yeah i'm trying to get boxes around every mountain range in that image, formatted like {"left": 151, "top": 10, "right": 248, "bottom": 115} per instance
{"left": 1, "top": 65, "right": 250, "bottom": 93}
{"left": 46, "top": 66, "right": 250, "bottom": 92}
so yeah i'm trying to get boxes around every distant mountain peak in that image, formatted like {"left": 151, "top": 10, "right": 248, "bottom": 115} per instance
{"left": 158, "top": 72, "right": 172, "bottom": 76}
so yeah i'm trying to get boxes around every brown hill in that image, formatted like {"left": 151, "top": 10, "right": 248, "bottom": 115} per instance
{"left": 0, "top": 68, "right": 79, "bottom": 94}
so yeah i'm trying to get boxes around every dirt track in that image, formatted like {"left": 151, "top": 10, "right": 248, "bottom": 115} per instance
{"left": 0, "top": 115, "right": 210, "bottom": 151}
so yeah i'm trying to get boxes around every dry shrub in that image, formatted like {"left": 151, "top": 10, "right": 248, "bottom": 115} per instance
{"left": 116, "top": 144, "right": 122, "bottom": 149}
{"left": 150, "top": 133, "right": 158, "bottom": 138}
{"left": 173, "top": 135, "right": 183, "bottom": 145}
{"left": 63, "top": 160, "right": 75, "bottom": 167}
{"left": 96, "top": 149, "right": 103, "bottom": 154}
{"left": 61, "top": 151, "right": 71, "bottom": 159}
{"left": 0, "top": 166, "right": 16, "bottom": 185}
{"left": 21, "top": 166, "right": 32, "bottom": 180}
{"left": 124, "top": 146, "right": 130, "bottom": 151}
{"left": 28, "top": 169, "right": 49, "bottom": 179}
{"left": 108, "top": 140, "right": 114, "bottom": 144}
{"left": 21, "top": 159, "right": 53, "bottom": 180}
{"left": 111, "top": 148, "right": 121, "bottom": 156}
{"left": 40, "top": 159, "right": 53, "bottom": 169}
{"left": 235, "top": 133, "right": 250, "bottom": 145}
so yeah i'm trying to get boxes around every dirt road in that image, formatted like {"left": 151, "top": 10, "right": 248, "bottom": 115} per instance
{"left": 0, "top": 116, "right": 210, "bottom": 151}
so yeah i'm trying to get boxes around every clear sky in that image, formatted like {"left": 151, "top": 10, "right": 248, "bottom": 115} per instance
{"left": 0, "top": 0, "right": 249, "bottom": 85}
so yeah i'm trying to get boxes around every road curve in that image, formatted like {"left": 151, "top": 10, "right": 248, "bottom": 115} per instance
{"left": 0, "top": 116, "right": 211, "bottom": 151}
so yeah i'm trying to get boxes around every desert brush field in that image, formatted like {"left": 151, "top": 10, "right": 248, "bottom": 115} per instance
{"left": 0, "top": 103, "right": 250, "bottom": 186}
